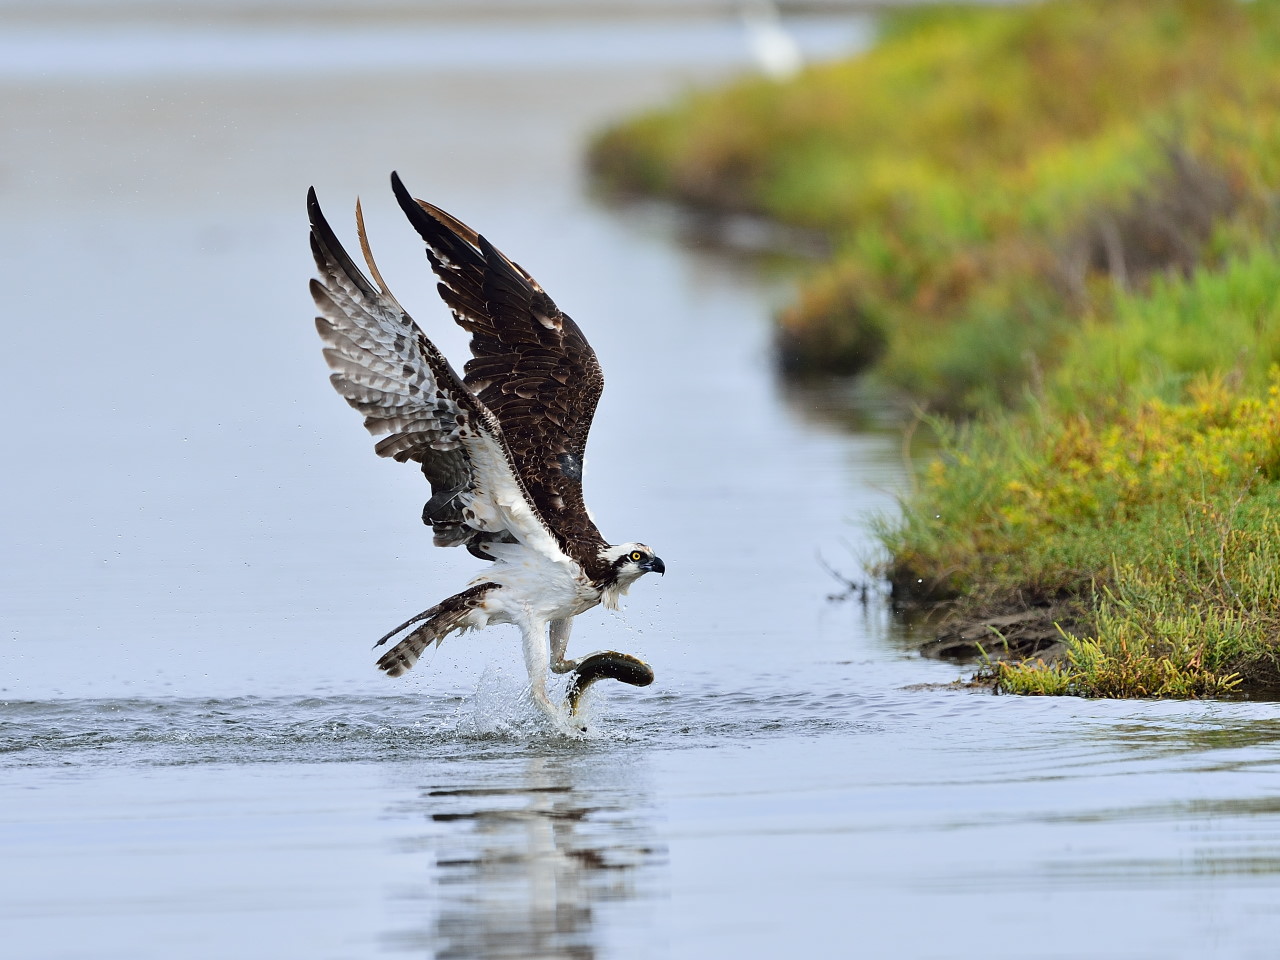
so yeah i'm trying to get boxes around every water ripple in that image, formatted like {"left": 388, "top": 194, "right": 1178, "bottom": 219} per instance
{"left": 0, "top": 682, "right": 890, "bottom": 768}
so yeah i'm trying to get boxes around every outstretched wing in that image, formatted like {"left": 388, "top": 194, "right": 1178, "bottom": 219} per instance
{"left": 389, "top": 173, "right": 607, "bottom": 557}
{"left": 308, "top": 187, "right": 511, "bottom": 553}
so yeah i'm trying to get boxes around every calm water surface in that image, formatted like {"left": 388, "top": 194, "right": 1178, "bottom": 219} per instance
{"left": 3, "top": 8, "right": 1280, "bottom": 959}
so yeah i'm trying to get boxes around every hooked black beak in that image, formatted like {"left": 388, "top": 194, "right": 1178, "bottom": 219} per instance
{"left": 644, "top": 556, "right": 666, "bottom": 576}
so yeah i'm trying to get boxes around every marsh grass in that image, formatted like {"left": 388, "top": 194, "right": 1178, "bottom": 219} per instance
{"left": 590, "top": 0, "right": 1280, "bottom": 413}
{"left": 1051, "top": 240, "right": 1280, "bottom": 413}
{"left": 887, "top": 375, "right": 1280, "bottom": 697}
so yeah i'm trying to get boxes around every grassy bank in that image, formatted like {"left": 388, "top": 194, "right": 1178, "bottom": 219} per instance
{"left": 590, "top": 0, "right": 1280, "bottom": 414}
{"left": 884, "top": 366, "right": 1280, "bottom": 696}
{"left": 591, "top": 0, "right": 1280, "bottom": 697}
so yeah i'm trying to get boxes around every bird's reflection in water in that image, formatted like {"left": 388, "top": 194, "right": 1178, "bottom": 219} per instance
{"left": 389, "top": 755, "right": 665, "bottom": 959}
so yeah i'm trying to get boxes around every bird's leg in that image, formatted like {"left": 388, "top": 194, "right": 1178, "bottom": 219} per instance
{"left": 550, "top": 616, "right": 638, "bottom": 676}
{"left": 519, "top": 618, "right": 559, "bottom": 720}
{"left": 549, "top": 618, "right": 579, "bottom": 675}
{"left": 549, "top": 618, "right": 655, "bottom": 717}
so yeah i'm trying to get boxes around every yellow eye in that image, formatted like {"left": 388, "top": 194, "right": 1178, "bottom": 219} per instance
{"left": 629, "top": 550, "right": 644, "bottom": 562}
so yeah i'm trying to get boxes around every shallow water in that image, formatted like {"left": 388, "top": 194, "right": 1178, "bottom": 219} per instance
{"left": 4, "top": 6, "right": 1280, "bottom": 959}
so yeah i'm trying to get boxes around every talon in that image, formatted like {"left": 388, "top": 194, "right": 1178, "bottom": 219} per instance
{"left": 530, "top": 692, "right": 560, "bottom": 721}
{"left": 564, "top": 651, "right": 654, "bottom": 716}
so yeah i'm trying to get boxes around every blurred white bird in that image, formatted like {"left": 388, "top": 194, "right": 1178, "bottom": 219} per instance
{"left": 739, "top": 0, "right": 803, "bottom": 79}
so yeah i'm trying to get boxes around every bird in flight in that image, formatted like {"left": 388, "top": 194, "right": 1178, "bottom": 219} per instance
{"left": 308, "top": 173, "right": 663, "bottom": 723}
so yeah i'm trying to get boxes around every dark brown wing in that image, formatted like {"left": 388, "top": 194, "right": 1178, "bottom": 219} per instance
{"left": 390, "top": 172, "right": 607, "bottom": 558}
{"left": 308, "top": 186, "right": 512, "bottom": 554}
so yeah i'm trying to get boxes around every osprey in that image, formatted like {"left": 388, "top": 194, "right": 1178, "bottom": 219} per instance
{"left": 307, "top": 173, "right": 664, "bottom": 721}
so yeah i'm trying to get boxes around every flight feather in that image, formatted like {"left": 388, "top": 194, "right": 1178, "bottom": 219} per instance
{"left": 389, "top": 172, "right": 609, "bottom": 571}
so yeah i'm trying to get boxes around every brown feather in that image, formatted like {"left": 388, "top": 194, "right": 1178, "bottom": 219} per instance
{"left": 390, "top": 172, "right": 611, "bottom": 576}
{"left": 308, "top": 186, "right": 509, "bottom": 555}
{"left": 375, "top": 582, "right": 500, "bottom": 677}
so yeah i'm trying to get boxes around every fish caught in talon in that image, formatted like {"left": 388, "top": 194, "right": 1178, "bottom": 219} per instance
{"left": 308, "top": 174, "right": 665, "bottom": 721}
{"left": 565, "top": 652, "right": 655, "bottom": 716}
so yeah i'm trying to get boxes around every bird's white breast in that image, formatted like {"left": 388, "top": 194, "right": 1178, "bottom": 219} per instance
{"left": 472, "top": 541, "right": 599, "bottom": 624}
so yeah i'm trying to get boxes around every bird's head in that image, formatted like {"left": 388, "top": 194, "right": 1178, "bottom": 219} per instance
{"left": 600, "top": 542, "right": 665, "bottom": 588}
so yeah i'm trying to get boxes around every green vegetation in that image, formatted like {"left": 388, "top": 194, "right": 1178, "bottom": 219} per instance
{"left": 590, "top": 0, "right": 1280, "bottom": 414}
{"left": 591, "top": 0, "right": 1280, "bottom": 698}
{"left": 882, "top": 223, "right": 1280, "bottom": 696}
{"left": 888, "top": 374, "right": 1280, "bottom": 696}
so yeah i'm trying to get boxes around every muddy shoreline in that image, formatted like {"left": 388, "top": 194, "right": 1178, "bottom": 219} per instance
{"left": 913, "top": 600, "right": 1079, "bottom": 665}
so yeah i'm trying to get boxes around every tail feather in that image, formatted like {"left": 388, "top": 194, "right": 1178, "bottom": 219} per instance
{"left": 375, "top": 582, "right": 499, "bottom": 677}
